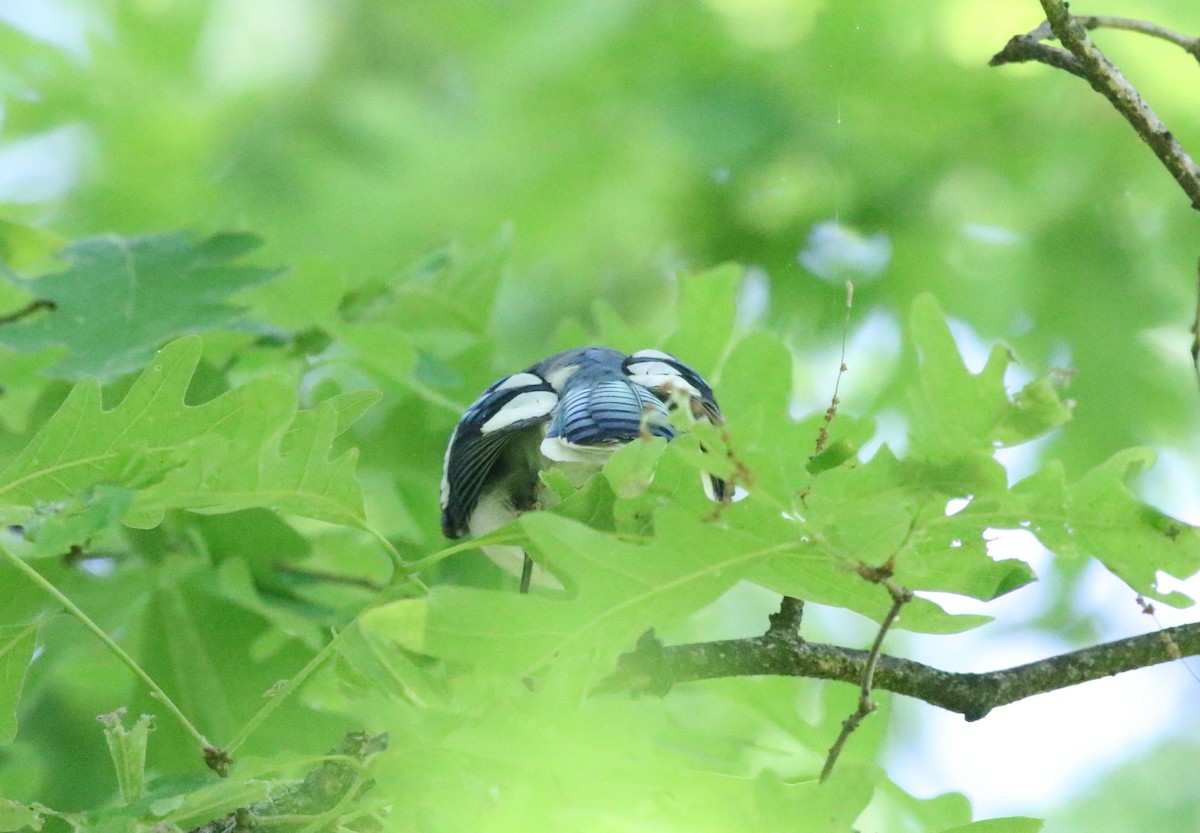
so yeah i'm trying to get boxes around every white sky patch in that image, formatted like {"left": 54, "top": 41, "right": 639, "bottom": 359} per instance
{"left": 1135, "top": 445, "right": 1200, "bottom": 525}
{"left": 1002, "top": 360, "right": 1034, "bottom": 395}
{"left": 78, "top": 557, "right": 117, "bottom": 578}
{"left": 944, "top": 496, "right": 971, "bottom": 516}
{"left": 1047, "top": 339, "right": 1074, "bottom": 371}
{"left": 0, "top": 0, "right": 96, "bottom": 61}
{"left": 197, "top": 0, "right": 330, "bottom": 94}
{"left": 858, "top": 409, "right": 908, "bottom": 462}
{"left": 798, "top": 220, "right": 892, "bottom": 284}
{"left": 735, "top": 266, "right": 770, "bottom": 328}
{"left": 0, "top": 124, "right": 89, "bottom": 203}
{"left": 995, "top": 433, "right": 1054, "bottom": 486}
{"left": 887, "top": 660, "right": 1199, "bottom": 818}
{"left": 961, "top": 222, "right": 1024, "bottom": 245}
{"left": 944, "top": 317, "right": 991, "bottom": 374}
{"left": 1009, "top": 309, "right": 1035, "bottom": 336}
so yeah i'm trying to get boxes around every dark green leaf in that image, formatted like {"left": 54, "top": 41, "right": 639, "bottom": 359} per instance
{"left": 0, "top": 233, "right": 281, "bottom": 381}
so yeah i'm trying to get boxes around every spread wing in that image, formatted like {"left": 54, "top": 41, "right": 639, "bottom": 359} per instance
{"left": 622, "top": 349, "right": 729, "bottom": 500}
{"left": 440, "top": 371, "right": 557, "bottom": 538}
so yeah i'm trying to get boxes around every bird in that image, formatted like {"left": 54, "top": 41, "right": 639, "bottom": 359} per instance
{"left": 440, "top": 346, "right": 727, "bottom": 591}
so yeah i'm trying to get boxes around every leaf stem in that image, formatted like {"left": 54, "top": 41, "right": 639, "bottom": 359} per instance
{"left": 223, "top": 622, "right": 353, "bottom": 756}
{"left": 401, "top": 531, "right": 526, "bottom": 576}
{"left": 0, "top": 543, "right": 214, "bottom": 757}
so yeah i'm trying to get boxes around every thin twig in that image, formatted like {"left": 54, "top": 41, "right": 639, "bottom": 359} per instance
{"left": 820, "top": 583, "right": 911, "bottom": 781}
{"left": 223, "top": 625, "right": 351, "bottom": 758}
{"left": 0, "top": 298, "right": 56, "bottom": 325}
{"left": 273, "top": 563, "right": 384, "bottom": 592}
{"left": 1076, "top": 15, "right": 1200, "bottom": 64}
{"left": 813, "top": 281, "right": 854, "bottom": 456}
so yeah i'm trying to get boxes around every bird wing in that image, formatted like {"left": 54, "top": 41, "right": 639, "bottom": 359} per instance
{"left": 540, "top": 378, "right": 674, "bottom": 463}
{"left": 440, "top": 372, "right": 557, "bottom": 538}
{"left": 622, "top": 349, "right": 723, "bottom": 423}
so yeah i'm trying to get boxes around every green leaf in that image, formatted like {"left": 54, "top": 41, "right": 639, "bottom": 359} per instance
{"left": 23, "top": 485, "right": 132, "bottom": 560}
{"left": 129, "top": 389, "right": 381, "bottom": 528}
{"left": 0, "top": 798, "right": 44, "bottom": 832}
{"left": 0, "top": 338, "right": 378, "bottom": 530}
{"left": 908, "top": 294, "right": 1071, "bottom": 459}
{"left": 664, "top": 263, "right": 743, "bottom": 376}
{"left": 795, "top": 448, "right": 1034, "bottom": 604}
{"left": 0, "top": 233, "right": 281, "bottom": 381}
{"left": 1059, "top": 449, "right": 1200, "bottom": 605}
{"left": 214, "top": 558, "right": 325, "bottom": 654}
{"left": 602, "top": 435, "right": 668, "bottom": 498}
{"left": 413, "top": 509, "right": 781, "bottom": 680}
{"left": 97, "top": 710, "right": 154, "bottom": 805}
{"left": 807, "top": 439, "right": 857, "bottom": 474}
{"left": 938, "top": 817, "right": 1044, "bottom": 833}
{"left": 972, "top": 452, "right": 1200, "bottom": 606}
{"left": 0, "top": 337, "right": 278, "bottom": 507}
{"left": 0, "top": 219, "right": 64, "bottom": 270}
{"left": 336, "top": 602, "right": 442, "bottom": 706}
{"left": 0, "top": 621, "right": 41, "bottom": 743}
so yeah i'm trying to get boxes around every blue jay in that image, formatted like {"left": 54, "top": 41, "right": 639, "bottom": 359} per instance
{"left": 440, "top": 347, "right": 727, "bottom": 589}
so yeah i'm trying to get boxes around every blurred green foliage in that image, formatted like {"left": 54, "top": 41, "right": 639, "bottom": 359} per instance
{"left": 1, "top": 1, "right": 1199, "bottom": 831}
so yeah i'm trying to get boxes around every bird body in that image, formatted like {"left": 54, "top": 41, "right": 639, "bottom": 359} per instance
{"left": 440, "top": 346, "right": 725, "bottom": 585}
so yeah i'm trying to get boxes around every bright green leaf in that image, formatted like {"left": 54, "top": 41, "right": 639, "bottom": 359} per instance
{"left": 664, "top": 263, "right": 743, "bottom": 377}
{"left": 0, "top": 621, "right": 40, "bottom": 743}
{"left": 129, "top": 389, "right": 380, "bottom": 528}
{"left": 0, "top": 219, "right": 64, "bottom": 270}
{"left": 336, "top": 603, "right": 442, "bottom": 706}
{"left": 0, "top": 798, "right": 43, "bottom": 832}
{"left": 938, "top": 817, "right": 1044, "bottom": 833}
{"left": 23, "top": 485, "right": 132, "bottom": 560}
{"left": 602, "top": 435, "right": 668, "bottom": 498}
{"left": 1064, "top": 449, "right": 1200, "bottom": 605}
{"left": 0, "top": 338, "right": 377, "bottom": 531}
{"left": 418, "top": 509, "right": 782, "bottom": 679}
{"left": 908, "top": 294, "right": 1071, "bottom": 460}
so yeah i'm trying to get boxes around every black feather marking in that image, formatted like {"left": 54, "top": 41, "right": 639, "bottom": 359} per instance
{"left": 441, "top": 372, "right": 557, "bottom": 538}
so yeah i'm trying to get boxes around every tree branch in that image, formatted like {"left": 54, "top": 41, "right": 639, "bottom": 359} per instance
{"left": 989, "top": 3, "right": 1200, "bottom": 210}
{"left": 603, "top": 619, "right": 1200, "bottom": 722}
